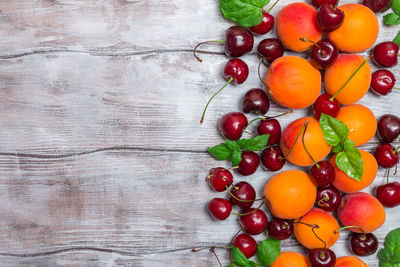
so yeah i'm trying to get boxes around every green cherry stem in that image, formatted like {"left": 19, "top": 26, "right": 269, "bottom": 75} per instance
{"left": 246, "top": 110, "right": 293, "bottom": 129}
{"left": 258, "top": 57, "right": 271, "bottom": 94}
{"left": 282, "top": 123, "right": 306, "bottom": 159}
{"left": 225, "top": 185, "right": 265, "bottom": 202}
{"left": 393, "top": 144, "right": 400, "bottom": 154}
{"left": 393, "top": 87, "right": 400, "bottom": 90}
{"left": 193, "top": 40, "right": 225, "bottom": 62}
{"left": 301, "top": 120, "right": 320, "bottom": 168}
{"left": 334, "top": 225, "right": 365, "bottom": 234}
{"left": 266, "top": 0, "right": 281, "bottom": 13}
{"left": 231, "top": 201, "right": 264, "bottom": 216}
{"left": 386, "top": 168, "right": 390, "bottom": 184}
{"left": 299, "top": 37, "right": 320, "bottom": 48}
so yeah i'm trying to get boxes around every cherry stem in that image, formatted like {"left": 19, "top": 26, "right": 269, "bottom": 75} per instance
{"left": 386, "top": 168, "right": 390, "bottom": 184}
{"left": 226, "top": 185, "right": 265, "bottom": 202}
{"left": 258, "top": 57, "right": 271, "bottom": 94}
{"left": 394, "top": 164, "right": 398, "bottom": 176}
{"left": 294, "top": 221, "right": 327, "bottom": 249}
{"left": 247, "top": 110, "right": 293, "bottom": 129}
{"left": 200, "top": 77, "right": 233, "bottom": 124}
{"left": 229, "top": 166, "right": 239, "bottom": 170}
{"left": 393, "top": 144, "right": 400, "bottom": 154}
{"left": 211, "top": 247, "right": 223, "bottom": 267}
{"left": 317, "top": 195, "right": 330, "bottom": 207}
{"left": 246, "top": 117, "right": 265, "bottom": 128}
{"left": 301, "top": 120, "right": 320, "bottom": 168}
{"left": 334, "top": 225, "right": 365, "bottom": 234}
{"left": 283, "top": 123, "right": 306, "bottom": 159}
{"left": 231, "top": 201, "right": 264, "bottom": 216}
{"left": 243, "top": 130, "right": 257, "bottom": 136}
{"left": 193, "top": 40, "right": 225, "bottom": 62}
{"left": 191, "top": 246, "right": 231, "bottom": 252}
{"left": 393, "top": 87, "right": 400, "bottom": 90}
{"left": 266, "top": 0, "right": 280, "bottom": 13}
{"left": 299, "top": 38, "right": 320, "bottom": 48}
{"left": 206, "top": 173, "right": 233, "bottom": 187}
{"left": 330, "top": 56, "right": 371, "bottom": 101}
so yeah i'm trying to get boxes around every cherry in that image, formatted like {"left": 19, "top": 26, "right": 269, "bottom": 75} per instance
{"left": 362, "top": 0, "right": 393, "bottom": 12}
{"left": 309, "top": 248, "right": 336, "bottom": 267}
{"left": 257, "top": 119, "right": 281, "bottom": 145}
{"left": 208, "top": 198, "right": 232, "bottom": 220}
{"left": 261, "top": 146, "right": 285, "bottom": 172}
{"left": 310, "top": 160, "right": 336, "bottom": 187}
{"left": 257, "top": 38, "right": 285, "bottom": 64}
{"left": 225, "top": 26, "right": 254, "bottom": 58}
{"left": 376, "top": 182, "right": 400, "bottom": 207}
{"left": 229, "top": 181, "right": 256, "bottom": 209}
{"left": 207, "top": 167, "right": 233, "bottom": 192}
{"left": 238, "top": 151, "right": 260, "bottom": 176}
{"left": 250, "top": 11, "right": 275, "bottom": 35}
{"left": 218, "top": 112, "right": 248, "bottom": 141}
{"left": 267, "top": 219, "right": 293, "bottom": 240}
{"left": 311, "top": 0, "right": 338, "bottom": 8}
{"left": 374, "top": 143, "right": 399, "bottom": 168}
{"left": 378, "top": 114, "right": 400, "bottom": 143}
{"left": 318, "top": 4, "right": 344, "bottom": 32}
{"left": 372, "top": 41, "right": 399, "bottom": 68}
{"left": 350, "top": 233, "right": 378, "bottom": 256}
{"left": 313, "top": 93, "right": 341, "bottom": 120}
{"left": 308, "top": 38, "right": 338, "bottom": 68}
{"left": 232, "top": 234, "right": 257, "bottom": 258}
{"left": 316, "top": 186, "right": 341, "bottom": 212}
{"left": 242, "top": 88, "right": 270, "bottom": 114}
{"left": 371, "top": 69, "right": 397, "bottom": 96}
{"left": 239, "top": 208, "right": 268, "bottom": 235}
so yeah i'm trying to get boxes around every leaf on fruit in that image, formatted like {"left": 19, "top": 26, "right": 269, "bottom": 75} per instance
{"left": 392, "top": 0, "right": 400, "bottom": 16}
{"left": 231, "top": 149, "right": 243, "bottom": 167}
{"left": 336, "top": 147, "right": 363, "bottom": 181}
{"left": 237, "top": 134, "right": 270, "bottom": 151}
{"left": 379, "top": 228, "right": 400, "bottom": 265}
{"left": 225, "top": 139, "right": 241, "bottom": 151}
{"left": 219, "top": 0, "right": 270, "bottom": 27}
{"left": 231, "top": 246, "right": 258, "bottom": 267}
{"left": 332, "top": 143, "right": 344, "bottom": 153}
{"left": 257, "top": 238, "right": 280, "bottom": 266}
{"left": 319, "top": 113, "right": 349, "bottom": 146}
{"left": 208, "top": 143, "right": 232, "bottom": 160}
{"left": 394, "top": 31, "right": 400, "bottom": 46}
{"left": 384, "top": 13, "right": 400, "bottom": 25}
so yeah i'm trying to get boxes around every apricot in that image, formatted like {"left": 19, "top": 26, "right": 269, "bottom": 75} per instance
{"left": 331, "top": 149, "right": 377, "bottom": 193}
{"left": 336, "top": 104, "right": 376, "bottom": 147}
{"left": 294, "top": 208, "right": 340, "bottom": 249}
{"left": 334, "top": 256, "right": 368, "bottom": 267}
{"left": 276, "top": 2, "right": 322, "bottom": 52}
{"left": 324, "top": 54, "right": 371, "bottom": 105}
{"left": 338, "top": 192, "right": 385, "bottom": 233}
{"left": 281, "top": 117, "right": 331, "bottom": 166}
{"left": 328, "top": 4, "right": 379, "bottom": 53}
{"left": 271, "top": 251, "right": 311, "bottom": 267}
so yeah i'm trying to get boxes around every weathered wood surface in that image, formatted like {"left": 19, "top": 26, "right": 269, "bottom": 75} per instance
{"left": 0, "top": 0, "right": 399, "bottom": 266}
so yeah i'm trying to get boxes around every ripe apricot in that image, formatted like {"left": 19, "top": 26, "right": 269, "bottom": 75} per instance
{"left": 335, "top": 104, "right": 376, "bottom": 147}
{"left": 330, "top": 149, "right": 377, "bottom": 193}
{"left": 324, "top": 54, "right": 371, "bottom": 105}
{"left": 334, "top": 256, "right": 368, "bottom": 267}
{"left": 270, "top": 251, "right": 311, "bottom": 267}
{"left": 328, "top": 4, "right": 379, "bottom": 53}
{"left": 276, "top": 2, "right": 322, "bottom": 52}
{"left": 264, "top": 170, "right": 317, "bottom": 219}
{"left": 281, "top": 117, "right": 331, "bottom": 166}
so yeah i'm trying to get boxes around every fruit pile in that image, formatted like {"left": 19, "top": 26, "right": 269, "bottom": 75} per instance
{"left": 193, "top": 0, "right": 400, "bottom": 266}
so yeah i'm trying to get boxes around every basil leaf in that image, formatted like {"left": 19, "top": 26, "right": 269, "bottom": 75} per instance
{"left": 257, "top": 238, "right": 280, "bottom": 266}
{"left": 219, "top": 0, "right": 270, "bottom": 27}
{"left": 208, "top": 143, "right": 232, "bottom": 160}
{"left": 384, "top": 13, "right": 400, "bottom": 25}
{"left": 379, "top": 228, "right": 400, "bottom": 264}
{"left": 237, "top": 134, "right": 270, "bottom": 151}
{"left": 231, "top": 149, "right": 243, "bottom": 167}
{"left": 343, "top": 139, "right": 356, "bottom": 152}
{"left": 394, "top": 32, "right": 400, "bottom": 46}
{"left": 393, "top": 0, "right": 400, "bottom": 15}
{"left": 232, "top": 246, "right": 251, "bottom": 266}
{"left": 379, "top": 261, "right": 398, "bottom": 267}
{"left": 225, "top": 139, "right": 241, "bottom": 151}
{"left": 319, "top": 113, "right": 349, "bottom": 146}
{"left": 332, "top": 143, "right": 344, "bottom": 153}
{"left": 336, "top": 147, "right": 363, "bottom": 181}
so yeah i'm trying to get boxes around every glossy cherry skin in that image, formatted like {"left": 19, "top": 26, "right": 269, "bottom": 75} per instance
{"left": 250, "top": 11, "right": 274, "bottom": 35}
{"left": 238, "top": 151, "right": 260, "bottom": 176}
{"left": 261, "top": 146, "right": 285, "bottom": 172}
{"left": 219, "top": 112, "right": 248, "bottom": 141}
{"left": 371, "top": 69, "right": 396, "bottom": 96}
{"left": 257, "top": 38, "right": 285, "bottom": 64}
{"left": 225, "top": 26, "right": 254, "bottom": 58}
{"left": 376, "top": 182, "right": 400, "bottom": 207}
{"left": 316, "top": 186, "right": 341, "bottom": 212}
{"left": 239, "top": 208, "right": 268, "bottom": 235}
{"left": 242, "top": 88, "right": 270, "bottom": 114}
{"left": 313, "top": 93, "right": 341, "bottom": 120}
{"left": 207, "top": 167, "right": 233, "bottom": 192}
{"left": 310, "top": 38, "right": 338, "bottom": 68}
{"left": 350, "top": 233, "right": 378, "bottom": 256}
{"left": 374, "top": 143, "right": 399, "bottom": 168}
{"left": 310, "top": 160, "right": 336, "bottom": 187}
{"left": 309, "top": 248, "right": 336, "bottom": 267}
{"left": 224, "top": 58, "right": 249, "bottom": 84}
{"left": 372, "top": 41, "right": 399, "bottom": 68}
{"left": 267, "top": 219, "right": 294, "bottom": 240}
{"left": 257, "top": 119, "right": 281, "bottom": 145}
{"left": 362, "top": 0, "right": 393, "bottom": 12}
{"left": 232, "top": 234, "right": 258, "bottom": 258}
{"left": 208, "top": 198, "right": 232, "bottom": 220}
{"left": 229, "top": 181, "right": 256, "bottom": 209}
{"left": 311, "top": 0, "right": 338, "bottom": 8}
{"left": 318, "top": 4, "right": 344, "bottom": 32}
{"left": 378, "top": 114, "right": 400, "bottom": 143}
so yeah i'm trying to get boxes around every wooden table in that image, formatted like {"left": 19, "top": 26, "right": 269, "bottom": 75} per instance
{"left": 0, "top": 1, "right": 399, "bottom": 266}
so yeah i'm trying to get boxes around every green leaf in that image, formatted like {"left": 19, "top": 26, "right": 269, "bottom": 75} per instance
{"left": 379, "top": 228, "right": 400, "bottom": 265}
{"left": 343, "top": 139, "right": 356, "bottom": 152}
{"left": 225, "top": 139, "right": 241, "bottom": 151}
{"left": 231, "top": 149, "right": 243, "bottom": 167}
{"left": 384, "top": 13, "right": 400, "bottom": 25}
{"left": 393, "top": 0, "right": 400, "bottom": 15}
{"left": 319, "top": 113, "right": 349, "bottom": 146}
{"left": 332, "top": 143, "right": 343, "bottom": 153}
{"left": 219, "top": 0, "right": 270, "bottom": 27}
{"left": 208, "top": 143, "right": 232, "bottom": 160}
{"left": 379, "top": 261, "right": 399, "bottom": 267}
{"left": 232, "top": 246, "right": 251, "bottom": 266}
{"left": 336, "top": 146, "right": 363, "bottom": 181}
{"left": 237, "top": 134, "right": 270, "bottom": 151}
{"left": 257, "top": 238, "right": 281, "bottom": 266}
{"left": 394, "top": 32, "right": 400, "bottom": 46}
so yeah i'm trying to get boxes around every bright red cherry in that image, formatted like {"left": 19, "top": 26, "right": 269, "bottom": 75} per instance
{"left": 311, "top": 0, "right": 338, "bottom": 8}
{"left": 362, "top": 0, "right": 393, "bottom": 12}
{"left": 267, "top": 219, "right": 294, "bottom": 240}
{"left": 350, "top": 233, "right": 378, "bottom": 256}
{"left": 378, "top": 114, "right": 400, "bottom": 143}
{"left": 208, "top": 198, "right": 232, "bottom": 220}
{"left": 229, "top": 181, "right": 256, "bottom": 209}
{"left": 207, "top": 167, "right": 233, "bottom": 192}
{"left": 374, "top": 143, "right": 399, "bottom": 168}
{"left": 242, "top": 88, "right": 270, "bottom": 114}
{"left": 313, "top": 93, "right": 340, "bottom": 120}
{"left": 376, "top": 182, "right": 400, "bottom": 207}
{"left": 372, "top": 41, "right": 399, "bottom": 68}
{"left": 225, "top": 26, "right": 254, "bottom": 58}
{"left": 239, "top": 208, "right": 268, "bottom": 235}
{"left": 218, "top": 112, "right": 248, "bottom": 141}
{"left": 318, "top": 4, "right": 344, "bottom": 32}
{"left": 232, "top": 234, "right": 258, "bottom": 258}
{"left": 370, "top": 69, "right": 396, "bottom": 96}
{"left": 260, "top": 146, "right": 285, "bottom": 172}
{"left": 309, "top": 248, "right": 336, "bottom": 267}
{"left": 257, "top": 119, "right": 282, "bottom": 145}
{"left": 316, "top": 186, "right": 341, "bottom": 212}
{"left": 250, "top": 11, "right": 274, "bottom": 35}
{"left": 238, "top": 151, "right": 260, "bottom": 176}
{"left": 309, "top": 38, "right": 338, "bottom": 68}
{"left": 257, "top": 38, "right": 285, "bottom": 64}
{"left": 310, "top": 160, "right": 336, "bottom": 187}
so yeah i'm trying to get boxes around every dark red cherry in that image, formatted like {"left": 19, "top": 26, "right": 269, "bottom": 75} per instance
{"left": 350, "top": 233, "right": 378, "bottom": 256}
{"left": 257, "top": 38, "right": 285, "bottom": 64}
{"left": 257, "top": 119, "right": 282, "bottom": 145}
{"left": 207, "top": 167, "right": 233, "bottom": 192}
{"left": 316, "top": 186, "right": 341, "bottom": 212}
{"left": 239, "top": 208, "right": 268, "bottom": 235}
{"left": 311, "top": 0, "right": 338, "bottom": 8}
{"left": 267, "top": 219, "right": 294, "bottom": 240}
{"left": 313, "top": 93, "right": 341, "bottom": 120}
{"left": 309, "top": 38, "right": 338, "bottom": 68}
{"left": 224, "top": 58, "right": 249, "bottom": 84}
{"left": 208, "top": 198, "right": 232, "bottom": 220}
{"left": 310, "top": 160, "right": 336, "bottom": 187}
{"left": 242, "top": 88, "right": 270, "bottom": 114}
{"left": 232, "top": 234, "right": 258, "bottom": 258}
{"left": 229, "top": 181, "right": 256, "bottom": 209}
{"left": 376, "top": 182, "right": 400, "bottom": 207}
{"left": 378, "top": 114, "right": 400, "bottom": 143}
{"left": 372, "top": 41, "right": 399, "bottom": 68}
{"left": 309, "top": 248, "right": 336, "bottom": 267}
{"left": 261, "top": 146, "right": 285, "bottom": 172}
{"left": 371, "top": 69, "right": 396, "bottom": 96}
{"left": 362, "top": 0, "right": 393, "bottom": 12}
{"left": 250, "top": 11, "right": 274, "bottom": 35}
{"left": 219, "top": 112, "right": 248, "bottom": 141}
{"left": 374, "top": 143, "right": 399, "bottom": 168}
{"left": 238, "top": 151, "right": 260, "bottom": 176}
{"left": 225, "top": 26, "right": 254, "bottom": 58}
{"left": 318, "top": 4, "right": 344, "bottom": 32}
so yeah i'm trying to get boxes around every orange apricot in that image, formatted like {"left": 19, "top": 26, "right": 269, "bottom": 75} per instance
{"left": 264, "top": 170, "right": 317, "bottom": 219}
{"left": 328, "top": 4, "right": 379, "bottom": 53}
{"left": 270, "top": 251, "right": 311, "bottom": 267}
{"left": 335, "top": 256, "right": 368, "bottom": 267}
